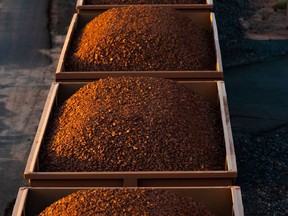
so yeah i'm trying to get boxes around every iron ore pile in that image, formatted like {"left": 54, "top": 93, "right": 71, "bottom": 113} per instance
{"left": 87, "top": 0, "right": 206, "bottom": 4}
{"left": 39, "top": 188, "right": 215, "bottom": 216}
{"left": 39, "top": 77, "right": 225, "bottom": 172}
{"left": 11, "top": 2, "right": 244, "bottom": 215}
{"left": 66, "top": 6, "right": 215, "bottom": 71}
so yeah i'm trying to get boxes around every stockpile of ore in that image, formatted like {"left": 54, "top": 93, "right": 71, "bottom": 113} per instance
{"left": 39, "top": 77, "right": 225, "bottom": 172}
{"left": 39, "top": 188, "right": 215, "bottom": 215}
{"left": 66, "top": 6, "right": 215, "bottom": 71}
{"left": 13, "top": 1, "right": 239, "bottom": 215}
{"left": 87, "top": 0, "right": 206, "bottom": 4}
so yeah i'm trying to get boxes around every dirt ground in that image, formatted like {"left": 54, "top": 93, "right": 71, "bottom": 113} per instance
{"left": 241, "top": 0, "right": 288, "bottom": 40}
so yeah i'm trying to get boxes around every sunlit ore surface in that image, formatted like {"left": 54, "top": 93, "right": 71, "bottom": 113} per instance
{"left": 39, "top": 188, "right": 215, "bottom": 216}
{"left": 66, "top": 6, "right": 215, "bottom": 71}
{"left": 86, "top": 0, "right": 206, "bottom": 4}
{"left": 40, "top": 77, "right": 225, "bottom": 172}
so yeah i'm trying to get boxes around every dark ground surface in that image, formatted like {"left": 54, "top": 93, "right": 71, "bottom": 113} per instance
{"left": 215, "top": 1, "right": 288, "bottom": 215}
{"left": 0, "top": 0, "right": 51, "bottom": 67}
{"left": 225, "top": 57, "right": 288, "bottom": 216}
{"left": 1, "top": 0, "right": 288, "bottom": 215}
{"left": 0, "top": 0, "right": 52, "bottom": 215}
{"left": 214, "top": 0, "right": 288, "bottom": 67}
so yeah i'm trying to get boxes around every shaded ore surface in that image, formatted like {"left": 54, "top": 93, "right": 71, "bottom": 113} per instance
{"left": 66, "top": 6, "right": 215, "bottom": 71}
{"left": 39, "top": 188, "right": 215, "bottom": 216}
{"left": 39, "top": 77, "right": 225, "bottom": 172}
{"left": 87, "top": 0, "right": 206, "bottom": 4}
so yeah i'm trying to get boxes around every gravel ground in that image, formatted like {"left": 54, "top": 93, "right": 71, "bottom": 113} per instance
{"left": 214, "top": 0, "right": 288, "bottom": 67}
{"left": 234, "top": 127, "right": 288, "bottom": 216}
{"left": 214, "top": 1, "right": 288, "bottom": 215}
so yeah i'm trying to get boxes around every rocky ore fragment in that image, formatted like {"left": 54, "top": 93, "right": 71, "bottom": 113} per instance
{"left": 87, "top": 0, "right": 206, "bottom": 4}
{"left": 39, "top": 189, "right": 215, "bottom": 215}
{"left": 66, "top": 6, "right": 215, "bottom": 71}
{"left": 39, "top": 77, "right": 225, "bottom": 172}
